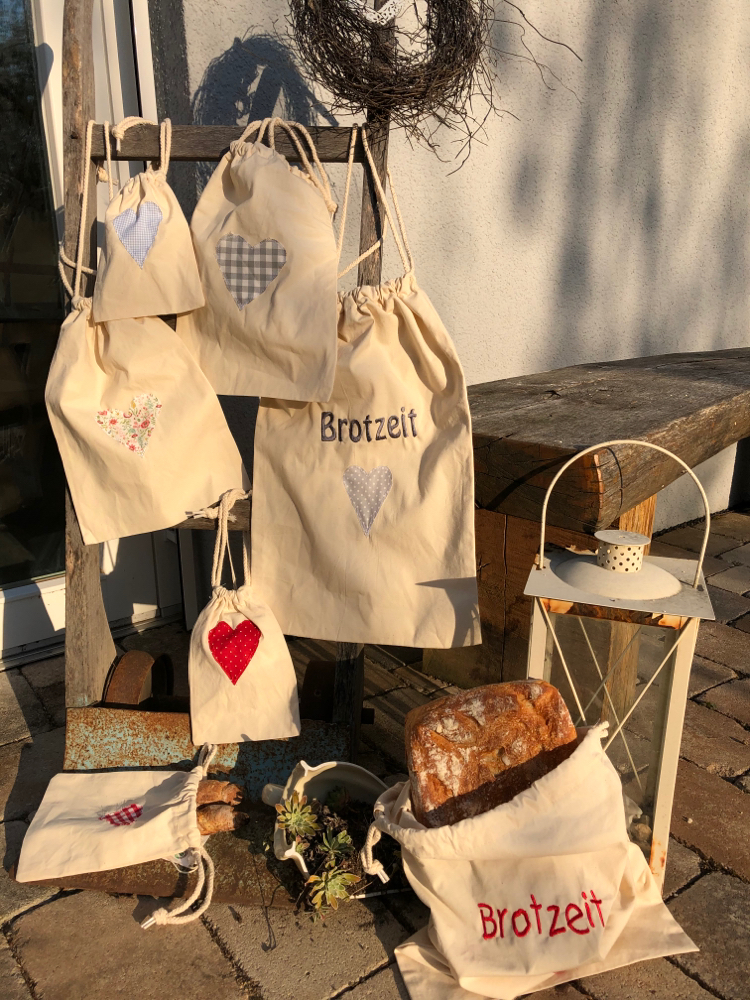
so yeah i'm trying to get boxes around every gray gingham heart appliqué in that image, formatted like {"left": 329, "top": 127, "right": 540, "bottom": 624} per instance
{"left": 216, "top": 235, "right": 287, "bottom": 309}
{"left": 343, "top": 466, "right": 393, "bottom": 537}
{"left": 112, "top": 202, "right": 163, "bottom": 268}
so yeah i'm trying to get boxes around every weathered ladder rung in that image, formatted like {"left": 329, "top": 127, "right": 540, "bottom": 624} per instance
{"left": 172, "top": 497, "right": 251, "bottom": 532}
{"left": 89, "top": 123, "right": 367, "bottom": 164}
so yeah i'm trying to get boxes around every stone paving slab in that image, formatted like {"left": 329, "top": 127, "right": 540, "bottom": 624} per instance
{"left": 579, "top": 957, "right": 715, "bottom": 999}
{"left": 204, "top": 899, "right": 408, "bottom": 1000}
{"left": 343, "top": 964, "right": 409, "bottom": 999}
{"left": 706, "top": 585, "right": 750, "bottom": 624}
{"left": 737, "top": 775, "right": 750, "bottom": 793}
{"left": 0, "top": 672, "right": 50, "bottom": 749}
{"left": 689, "top": 655, "right": 737, "bottom": 696}
{"left": 20, "top": 656, "right": 65, "bottom": 729}
{"left": 698, "top": 677, "right": 750, "bottom": 727}
{"left": 708, "top": 563, "right": 750, "bottom": 595}
{"left": 392, "top": 665, "right": 449, "bottom": 696}
{"left": 382, "top": 892, "right": 431, "bottom": 935}
{"left": 0, "top": 936, "right": 30, "bottom": 1000}
{"left": 0, "top": 729, "right": 65, "bottom": 823}
{"left": 669, "top": 872, "right": 750, "bottom": 1000}
{"left": 656, "top": 526, "right": 739, "bottom": 557}
{"left": 695, "top": 621, "right": 750, "bottom": 674}
{"left": 363, "top": 688, "right": 431, "bottom": 770}
{"left": 663, "top": 838, "right": 702, "bottom": 898}
{"left": 0, "top": 821, "right": 55, "bottom": 922}
{"left": 671, "top": 760, "right": 750, "bottom": 880}
{"left": 364, "top": 658, "right": 404, "bottom": 699}
{"left": 722, "top": 541, "right": 750, "bottom": 566}
{"left": 731, "top": 613, "right": 750, "bottom": 637}
{"left": 709, "top": 511, "right": 750, "bottom": 542}
{"left": 9, "top": 891, "right": 245, "bottom": 1000}
{"left": 648, "top": 541, "right": 730, "bottom": 576}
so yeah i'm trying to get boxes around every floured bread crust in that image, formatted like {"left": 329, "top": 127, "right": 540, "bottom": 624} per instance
{"left": 405, "top": 681, "right": 579, "bottom": 827}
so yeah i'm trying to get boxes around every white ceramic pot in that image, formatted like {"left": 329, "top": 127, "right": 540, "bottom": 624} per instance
{"left": 262, "top": 760, "right": 388, "bottom": 874}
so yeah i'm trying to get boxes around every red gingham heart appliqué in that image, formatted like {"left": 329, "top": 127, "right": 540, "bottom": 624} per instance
{"left": 99, "top": 803, "right": 143, "bottom": 826}
{"left": 208, "top": 619, "right": 262, "bottom": 684}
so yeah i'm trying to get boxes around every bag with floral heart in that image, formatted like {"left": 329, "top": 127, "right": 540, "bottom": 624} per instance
{"left": 92, "top": 118, "right": 204, "bottom": 323}
{"left": 175, "top": 117, "right": 340, "bottom": 401}
{"left": 188, "top": 488, "right": 301, "bottom": 744}
{"left": 47, "top": 121, "right": 247, "bottom": 544}
{"left": 16, "top": 744, "right": 221, "bottom": 930}
{"left": 251, "top": 127, "right": 480, "bottom": 648}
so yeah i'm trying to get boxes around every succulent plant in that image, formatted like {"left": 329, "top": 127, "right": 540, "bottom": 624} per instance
{"left": 319, "top": 829, "right": 354, "bottom": 866}
{"left": 325, "top": 785, "right": 351, "bottom": 813}
{"left": 306, "top": 866, "right": 360, "bottom": 911}
{"left": 275, "top": 792, "right": 322, "bottom": 839}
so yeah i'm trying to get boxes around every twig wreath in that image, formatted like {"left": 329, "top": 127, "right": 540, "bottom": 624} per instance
{"left": 289, "top": 0, "right": 497, "bottom": 155}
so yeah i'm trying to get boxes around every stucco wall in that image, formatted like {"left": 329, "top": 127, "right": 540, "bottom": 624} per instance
{"left": 148, "top": 0, "right": 750, "bottom": 527}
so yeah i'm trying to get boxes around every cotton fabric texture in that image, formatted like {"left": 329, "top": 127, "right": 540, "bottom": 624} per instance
{"left": 177, "top": 118, "right": 339, "bottom": 401}
{"left": 92, "top": 119, "right": 204, "bottom": 322}
{"left": 251, "top": 130, "right": 480, "bottom": 648}
{"left": 362, "top": 726, "right": 696, "bottom": 1000}
{"left": 189, "top": 489, "right": 301, "bottom": 745}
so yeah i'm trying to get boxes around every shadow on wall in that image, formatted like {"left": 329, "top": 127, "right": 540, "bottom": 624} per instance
{"left": 191, "top": 34, "right": 338, "bottom": 193}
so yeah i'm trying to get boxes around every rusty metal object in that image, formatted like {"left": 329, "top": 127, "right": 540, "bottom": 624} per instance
{"left": 64, "top": 708, "right": 350, "bottom": 801}
{"left": 540, "top": 598, "right": 687, "bottom": 629}
{"left": 103, "top": 650, "right": 154, "bottom": 705}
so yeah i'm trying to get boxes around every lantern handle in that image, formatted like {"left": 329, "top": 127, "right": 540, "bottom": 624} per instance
{"left": 537, "top": 439, "right": 711, "bottom": 588}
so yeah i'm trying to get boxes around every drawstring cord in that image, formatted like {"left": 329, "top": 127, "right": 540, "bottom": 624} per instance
{"left": 141, "top": 745, "right": 219, "bottom": 929}
{"left": 360, "top": 820, "right": 390, "bottom": 883}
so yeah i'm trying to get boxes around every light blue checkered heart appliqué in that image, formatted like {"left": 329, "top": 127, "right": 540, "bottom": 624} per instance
{"left": 216, "top": 234, "right": 287, "bottom": 309}
{"left": 343, "top": 466, "right": 393, "bottom": 537}
{"left": 112, "top": 201, "right": 163, "bottom": 268}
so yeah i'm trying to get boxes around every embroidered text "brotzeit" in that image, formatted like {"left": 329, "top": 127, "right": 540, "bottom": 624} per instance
{"left": 321, "top": 409, "right": 417, "bottom": 443}
{"left": 478, "top": 891, "right": 605, "bottom": 941}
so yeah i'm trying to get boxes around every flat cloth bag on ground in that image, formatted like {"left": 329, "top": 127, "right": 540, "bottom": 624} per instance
{"left": 252, "top": 128, "right": 480, "bottom": 647}
{"left": 16, "top": 745, "right": 221, "bottom": 929}
{"left": 92, "top": 118, "right": 204, "bottom": 322}
{"left": 47, "top": 121, "right": 247, "bottom": 544}
{"left": 361, "top": 725, "right": 696, "bottom": 1000}
{"left": 189, "top": 488, "right": 301, "bottom": 744}
{"left": 177, "top": 118, "right": 339, "bottom": 400}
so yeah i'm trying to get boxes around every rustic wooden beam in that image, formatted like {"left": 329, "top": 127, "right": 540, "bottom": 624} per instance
{"left": 62, "top": 0, "right": 116, "bottom": 708}
{"left": 469, "top": 349, "right": 750, "bottom": 532}
{"left": 89, "top": 123, "right": 367, "bottom": 164}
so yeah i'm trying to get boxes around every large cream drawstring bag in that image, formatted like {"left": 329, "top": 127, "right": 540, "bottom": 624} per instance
{"left": 176, "top": 118, "right": 340, "bottom": 401}
{"left": 188, "top": 489, "right": 301, "bottom": 745}
{"left": 251, "top": 128, "right": 480, "bottom": 648}
{"left": 47, "top": 121, "right": 247, "bottom": 544}
{"left": 361, "top": 726, "right": 696, "bottom": 1000}
{"left": 92, "top": 118, "right": 204, "bottom": 322}
{"left": 16, "top": 745, "right": 221, "bottom": 930}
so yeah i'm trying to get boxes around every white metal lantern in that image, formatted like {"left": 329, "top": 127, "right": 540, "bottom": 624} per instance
{"left": 524, "top": 440, "right": 714, "bottom": 890}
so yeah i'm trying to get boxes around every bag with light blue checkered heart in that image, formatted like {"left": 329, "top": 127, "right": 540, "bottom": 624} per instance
{"left": 92, "top": 118, "right": 204, "bottom": 323}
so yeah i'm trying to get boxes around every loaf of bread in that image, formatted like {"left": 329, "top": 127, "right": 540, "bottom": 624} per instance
{"left": 405, "top": 681, "right": 579, "bottom": 828}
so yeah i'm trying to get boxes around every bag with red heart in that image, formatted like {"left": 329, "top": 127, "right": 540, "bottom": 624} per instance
{"left": 47, "top": 121, "right": 247, "bottom": 544}
{"left": 175, "top": 117, "right": 340, "bottom": 401}
{"left": 188, "top": 488, "right": 301, "bottom": 744}
{"left": 92, "top": 118, "right": 204, "bottom": 323}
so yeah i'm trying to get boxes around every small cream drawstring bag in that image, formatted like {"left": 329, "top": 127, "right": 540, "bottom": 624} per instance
{"left": 92, "top": 118, "right": 204, "bottom": 322}
{"left": 188, "top": 488, "right": 301, "bottom": 745}
{"left": 47, "top": 121, "right": 247, "bottom": 544}
{"left": 17, "top": 744, "right": 221, "bottom": 930}
{"left": 251, "top": 127, "right": 480, "bottom": 648}
{"left": 176, "top": 117, "right": 340, "bottom": 401}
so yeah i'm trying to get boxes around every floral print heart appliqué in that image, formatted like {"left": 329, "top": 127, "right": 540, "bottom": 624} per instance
{"left": 96, "top": 393, "right": 162, "bottom": 457}
{"left": 208, "top": 619, "right": 262, "bottom": 684}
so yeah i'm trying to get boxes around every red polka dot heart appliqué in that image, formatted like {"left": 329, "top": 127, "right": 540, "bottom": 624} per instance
{"left": 208, "top": 619, "right": 262, "bottom": 684}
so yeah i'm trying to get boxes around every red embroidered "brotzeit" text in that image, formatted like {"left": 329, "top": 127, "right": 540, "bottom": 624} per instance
{"left": 478, "top": 891, "right": 605, "bottom": 941}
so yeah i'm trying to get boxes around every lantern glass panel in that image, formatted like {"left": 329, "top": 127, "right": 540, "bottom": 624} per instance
{"left": 541, "top": 611, "right": 680, "bottom": 825}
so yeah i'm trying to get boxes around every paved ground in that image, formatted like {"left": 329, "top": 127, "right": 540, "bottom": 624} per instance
{"left": 1, "top": 512, "right": 750, "bottom": 998}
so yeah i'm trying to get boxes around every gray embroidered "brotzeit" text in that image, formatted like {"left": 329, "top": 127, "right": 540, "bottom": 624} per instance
{"left": 321, "top": 409, "right": 417, "bottom": 443}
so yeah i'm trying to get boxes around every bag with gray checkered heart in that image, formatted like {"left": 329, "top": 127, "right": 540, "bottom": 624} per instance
{"left": 251, "top": 128, "right": 481, "bottom": 649}
{"left": 92, "top": 118, "right": 204, "bottom": 323}
{"left": 175, "top": 117, "right": 340, "bottom": 401}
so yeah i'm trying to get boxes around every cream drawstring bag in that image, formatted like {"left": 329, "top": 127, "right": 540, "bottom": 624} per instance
{"left": 17, "top": 745, "right": 221, "bottom": 930}
{"left": 251, "top": 128, "right": 480, "bottom": 648}
{"left": 92, "top": 118, "right": 204, "bottom": 322}
{"left": 361, "top": 726, "right": 696, "bottom": 1000}
{"left": 188, "top": 489, "right": 301, "bottom": 745}
{"left": 47, "top": 121, "right": 247, "bottom": 544}
{"left": 176, "top": 117, "right": 340, "bottom": 400}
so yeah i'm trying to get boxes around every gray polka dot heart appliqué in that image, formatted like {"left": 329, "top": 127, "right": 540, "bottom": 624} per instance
{"left": 343, "top": 465, "right": 393, "bottom": 537}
